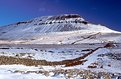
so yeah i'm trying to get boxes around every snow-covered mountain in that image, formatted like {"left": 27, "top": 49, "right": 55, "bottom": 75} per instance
{"left": 0, "top": 14, "right": 121, "bottom": 44}
{"left": 0, "top": 14, "right": 121, "bottom": 79}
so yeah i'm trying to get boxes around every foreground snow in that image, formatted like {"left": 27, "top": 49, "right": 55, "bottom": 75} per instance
{"left": 0, "top": 65, "right": 62, "bottom": 79}
{"left": 0, "top": 44, "right": 121, "bottom": 79}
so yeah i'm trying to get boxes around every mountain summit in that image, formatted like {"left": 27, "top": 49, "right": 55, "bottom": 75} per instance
{"left": 0, "top": 14, "right": 121, "bottom": 44}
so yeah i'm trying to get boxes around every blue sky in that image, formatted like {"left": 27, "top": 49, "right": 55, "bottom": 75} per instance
{"left": 0, "top": 0, "right": 121, "bottom": 31}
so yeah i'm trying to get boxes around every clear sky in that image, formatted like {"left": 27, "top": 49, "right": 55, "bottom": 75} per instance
{"left": 0, "top": 0, "right": 121, "bottom": 31}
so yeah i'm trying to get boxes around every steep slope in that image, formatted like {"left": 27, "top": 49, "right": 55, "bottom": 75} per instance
{"left": 0, "top": 14, "right": 121, "bottom": 44}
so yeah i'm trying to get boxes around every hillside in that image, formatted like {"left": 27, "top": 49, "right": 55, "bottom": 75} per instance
{"left": 0, "top": 14, "right": 121, "bottom": 44}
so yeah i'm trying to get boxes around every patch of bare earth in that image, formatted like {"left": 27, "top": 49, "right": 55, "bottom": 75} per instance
{"left": 0, "top": 47, "right": 102, "bottom": 67}
{"left": 11, "top": 69, "right": 111, "bottom": 79}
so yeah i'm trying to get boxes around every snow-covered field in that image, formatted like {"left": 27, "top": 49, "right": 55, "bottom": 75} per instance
{"left": 0, "top": 47, "right": 88, "bottom": 61}
{"left": 0, "top": 44, "right": 121, "bottom": 79}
